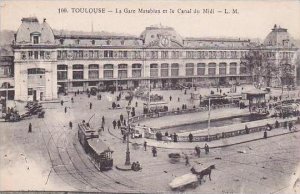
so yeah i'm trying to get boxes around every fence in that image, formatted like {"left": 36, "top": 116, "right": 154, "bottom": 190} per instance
{"left": 129, "top": 103, "right": 238, "bottom": 124}
{"left": 145, "top": 117, "right": 298, "bottom": 142}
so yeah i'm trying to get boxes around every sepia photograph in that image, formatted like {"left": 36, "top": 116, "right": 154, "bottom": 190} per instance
{"left": 0, "top": 0, "right": 300, "bottom": 193}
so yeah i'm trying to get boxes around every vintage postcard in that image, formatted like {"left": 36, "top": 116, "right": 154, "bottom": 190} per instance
{"left": 0, "top": 0, "right": 300, "bottom": 193}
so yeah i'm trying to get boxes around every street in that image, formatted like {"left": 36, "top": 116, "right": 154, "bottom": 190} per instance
{"left": 1, "top": 87, "right": 300, "bottom": 193}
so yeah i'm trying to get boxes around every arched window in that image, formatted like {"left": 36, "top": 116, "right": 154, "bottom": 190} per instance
{"left": 132, "top": 63, "right": 142, "bottom": 78}
{"left": 150, "top": 63, "right": 158, "bottom": 77}
{"left": 103, "top": 64, "right": 114, "bottom": 78}
{"left": 171, "top": 63, "right": 179, "bottom": 76}
{"left": 57, "top": 65, "right": 68, "bottom": 80}
{"left": 208, "top": 63, "right": 216, "bottom": 75}
{"left": 72, "top": 64, "right": 84, "bottom": 79}
{"left": 186, "top": 63, "right": 194, "bottom": 76}
{"left": 197, "top": 63, "right": 205, "bottom": 75}
{"left": 118, "top": 64, "right": 128, "bottom": 78}
{"left": 161, "top": 63, "right": 169, "bottom": 77}
{"left": 219, "top": 63, "right": 227, "bottom": 75}
{"left": 229, "top": 62, "right": 237, "bottom": 75}
{"left": 88, "top": 64, "right": 99, "bottom": 79}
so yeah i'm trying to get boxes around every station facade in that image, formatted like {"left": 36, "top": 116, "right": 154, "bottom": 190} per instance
{"left": 6, "top": 17, "right": 299, "bottom": 101}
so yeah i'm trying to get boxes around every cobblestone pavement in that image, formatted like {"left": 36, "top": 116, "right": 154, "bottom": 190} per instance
{"left": 1, "top": 86, "right": 300, "bottom": 193}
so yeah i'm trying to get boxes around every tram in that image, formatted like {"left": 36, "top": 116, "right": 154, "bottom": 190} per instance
{"left": 78, "top": 123, "right": 113, "bottom": 171}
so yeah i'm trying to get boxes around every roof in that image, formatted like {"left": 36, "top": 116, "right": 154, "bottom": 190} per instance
{"left": 242, "top": 88, "right": 267, "bottom": 95}
{"left": 263, "top": 24, "right": 297, "bottom": 48}
{"left": 16, "top": 17, "right": 55, "bottom": 44}
{"left": 88, "top": 138, "right": 113, "bottom": 154}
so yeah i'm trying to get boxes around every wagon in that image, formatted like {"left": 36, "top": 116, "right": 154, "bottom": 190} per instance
{"left": 169, "top": 173, "right": 199, "bottom": 191}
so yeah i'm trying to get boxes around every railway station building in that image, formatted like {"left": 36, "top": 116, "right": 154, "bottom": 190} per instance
{"left": 0, "top": 17, "right": 298, "bottom": 101}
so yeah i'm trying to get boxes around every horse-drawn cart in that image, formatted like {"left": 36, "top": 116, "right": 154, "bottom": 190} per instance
{"left": 169, "top": 173, "right": 199, "bottom": 191}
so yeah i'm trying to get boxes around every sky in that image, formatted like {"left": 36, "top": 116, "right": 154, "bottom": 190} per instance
{"left": 0, "top": 0, "right": 300, "bottom": 40}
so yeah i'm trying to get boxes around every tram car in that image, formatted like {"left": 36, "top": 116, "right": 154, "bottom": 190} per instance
{"left": 78, "top": 123, "right": 113, "bottom": 171}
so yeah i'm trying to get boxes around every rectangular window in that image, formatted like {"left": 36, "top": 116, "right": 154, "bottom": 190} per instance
{"left": 34, "top": 51, "right": 39, "bottom": 59}
{"left": 104, "top": 70, "right": 113, "bottom": 78}
{"left": 79, "top": 51, "right": 83, "bottom": 59}
{"left": 89, "top": 70, "right": 99, "bottom": 79}
{"left": 39, "top": 51, "right": 44, "bottom": 59}
{"left": 73, "top": 71, "right": 83, "bottom": 79}
{"left": 94, "top": 50, "right": 99, "bottom": 58}
{"left": 186, "top": 51, "right": 193, "bottom": 58}
{"left": 57, "top": 71, "right": 67, "bottom": 80}
{"left": 28, "top": 88, "right": 33, "bottom": 95}
{"left": 28, "top": 51, "right": 33, "bottom": 59}
{"left": 89, "top": 51, "right": 93, "bottom": 58}
{"left": 33, "top": 36, "right": 39, "bottom": 44}
{"left": 161, "top": 51, "right": 168, "bottom": 59}
{"left": 72, "top": 82, "right": 83, "bottom": 87}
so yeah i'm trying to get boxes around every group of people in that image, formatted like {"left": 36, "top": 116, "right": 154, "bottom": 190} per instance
{"left": 194, "top": 144, "right": 210, "bottom": 158}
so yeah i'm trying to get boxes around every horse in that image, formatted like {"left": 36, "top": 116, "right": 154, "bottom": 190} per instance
{"left": 191, "top": 165, "right": 215, "bottom": 184}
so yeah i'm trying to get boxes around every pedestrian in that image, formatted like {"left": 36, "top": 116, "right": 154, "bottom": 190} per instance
{"left": 123, "top": 134, "right": 126, "bottom": 143}
{"left": 69, "top": 121, "right": 73, "bottom": 129}
{"left": 288, "top": 122, "right": 293, "bottom": 131}
{"left": 60, "top": 100, "right": 64, "bottom": 106}
{"left": 152, "top": 146, "right": 157, "bottom": 157}
{"left": 144, "top": 141, "right": 147, "bottom": 151}
{"left": 64, "top": 106, "right": 67, "bottom": 113}
{"left": 185, "top": 154, "right": 190, "bottom": 166}
{"left": 204, "top": 143, "right": 209, "bottom": 154}
{"left": 112, "top": 120, "right": 117, "bottom": 129}
{"left": 74, "top": 92, "right": 77, "bottom": 97}
{"left": 123, "top": 119, "right": 126, "bottom": 126}
{"left": 90, "top": 102, "right": 92, "bottom": 109}
{"left": 169, "top": 95, "right": 172, "bottom": 101}
{"left": 275, "top": 120, "right": 280, "bottom": 128}
{"left": 99, "top": 94, "right": 102, "bottom": 100}
{"left": 135, "top": 101, "right": 138, "bottom": 107}
{"left": 195, "top": 146, "right": 201, "bottom": 158}
{"left": 264, "top": 130, "right": 268, "bottom": 138}
{"left": 71, "top": 97, "right": 74, "bottom": 103}
{"left": 28, "top": 123, "right": 32, "bottom": 133}
{"left": 102, "top": 116, "right": 105, "bottom": 125}
{"left": 178, "top": 97, "right": 180, "bottom": 102}
{"left": 245, "top": 125, "right": 249, "bottom": 134}
{"left": 117, "top": 120, "right": 121, "bottom": 129}
{"left": 188, "top": 133, "right": 193, "bottom": 142}
{"left": 120, "top": 114, "right": 124, "bottom": 122}
{"left": 173, "top": 133, "right": 178, "bottom": 142}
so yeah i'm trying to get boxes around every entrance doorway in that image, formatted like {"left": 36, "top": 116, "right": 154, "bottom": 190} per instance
{"left": 40, "top": 92, "right": 43, "bottom": 101}
{"left": 33, "top": 90, "right": 37, "bottom": 101}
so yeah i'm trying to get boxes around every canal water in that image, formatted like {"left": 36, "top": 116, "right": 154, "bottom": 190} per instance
{"left": 160, "top": 114, "right": 267, "bottom": 134}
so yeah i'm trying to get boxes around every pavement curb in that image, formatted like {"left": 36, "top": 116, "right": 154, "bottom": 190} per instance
{"left": 115, "top": 165, "right": 132, "bottom": 171}
{"left": 107, "top": 127, "right": 299, "bottom": 150}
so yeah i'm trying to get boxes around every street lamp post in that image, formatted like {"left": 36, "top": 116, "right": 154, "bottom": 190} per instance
{"left": 207, "top": 97, "right": 211, "bottom": 141}
{"left": 125, "top": 105, "right": 131, "bottom": 165}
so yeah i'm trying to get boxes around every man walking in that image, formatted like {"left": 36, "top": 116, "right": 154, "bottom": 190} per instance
{"left": 112, "top": 120, "right": 117, "bottom": 129}
{"left": 28, "top": 123, "right": 32, "bottom": 133}
{"left": 144, "top": 141, "right": 147, "bottom": 151}
{"left": 90, "top": 102, "right": 92, "bottom": 109}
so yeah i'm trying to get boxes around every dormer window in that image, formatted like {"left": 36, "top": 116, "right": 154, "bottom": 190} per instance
{"left": 106, "top": 40, "right": 111, "bottom": 45}
{"left": 75, "top": 39, "right": 80, "bottom": 45}
{"left": 33, "top": 36, "right": 39, "bottom": 44}
{"left": 91, "top": 40, "right": 95, "bottom": 45}
{"left": 121, "top": 40, "right": 125, "bottom": 45}
{"left": 59, "top": 39, "right": 64, "bottom": 45}
{"left": 30, "top": 32, "right": 41, "bottom": 44}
